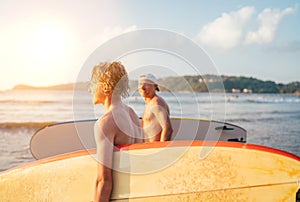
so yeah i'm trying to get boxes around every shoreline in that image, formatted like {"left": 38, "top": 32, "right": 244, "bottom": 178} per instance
{"left": 9, "top": 76, "right": 300, "bottom": 94}
{"left": 7, "top": 87, "right": 300, "bottom": 95}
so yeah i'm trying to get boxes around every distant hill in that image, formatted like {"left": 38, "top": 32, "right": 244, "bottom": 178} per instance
{"left": 13, "top": 83, "right": 88, "bottom": 91}
{"left": 12, "top": 75, "right": 300, "bottom": 94}
{"left": 221, "top": 75, "right": 299, "bottom": 94}
{"left": 158, "top": 75, "right": 300, "bottom": 94}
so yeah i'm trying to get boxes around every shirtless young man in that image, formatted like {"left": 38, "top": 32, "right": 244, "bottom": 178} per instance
{"left": 138, "top": 74, "right": 173, "bottom": 142}
{"left": 89, "top": 62, "right": 142, "bottom": 202}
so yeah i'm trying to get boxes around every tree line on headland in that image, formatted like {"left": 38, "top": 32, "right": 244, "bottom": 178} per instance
{"left": 13, "top": 75, "right": 300, "bottom": 94}
{"left": 157, "top": 75, "right": 300, "bottom": 94}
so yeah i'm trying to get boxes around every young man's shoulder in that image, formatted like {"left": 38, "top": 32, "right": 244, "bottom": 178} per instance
{"left": 152, "top": 95, "right": 168, "bottom": 106}
{"left": 97, "top": 112, "right": 117, "bottom": 131}
{"left": 128, "top": 106, "right": 139, "bottom": 118}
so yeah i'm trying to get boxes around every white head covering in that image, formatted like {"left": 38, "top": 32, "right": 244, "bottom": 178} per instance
{"left": 139, "top": 74, "right": 158, "bottom": 84}
{"left": 139, "top": 74, "right": 159, "bottom": 91}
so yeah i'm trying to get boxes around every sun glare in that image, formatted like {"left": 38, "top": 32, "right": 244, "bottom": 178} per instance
{"left": 30, "top": 26, "right": 69, "bottom": 61}
{"left": 15, "top": 23, "right": 75, "bottom": 88}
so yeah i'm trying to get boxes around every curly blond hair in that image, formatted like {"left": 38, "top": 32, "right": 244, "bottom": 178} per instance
{"left": 90, "top": 61, "right": 129, "bottom": 98}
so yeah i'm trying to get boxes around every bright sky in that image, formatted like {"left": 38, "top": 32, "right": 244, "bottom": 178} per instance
{"left": 0, "top": 0, "right": 299, "bottom": 90}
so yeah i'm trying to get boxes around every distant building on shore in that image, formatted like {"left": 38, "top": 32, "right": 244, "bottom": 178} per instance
{"left": 231, "top": 88, "right": 253, "bottom": 93}
{"left": 243, "top": 88, "right": 253, "bottom": 94}
{"left": 231, "top": 88, "right": 241, "bottom": 93}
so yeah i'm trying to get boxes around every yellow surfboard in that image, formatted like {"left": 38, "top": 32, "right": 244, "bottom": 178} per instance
{"left": 1, "top": 141, "right": 299, "bottom": 201}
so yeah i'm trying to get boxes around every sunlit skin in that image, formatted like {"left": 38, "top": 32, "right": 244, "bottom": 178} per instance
{"left": 138, "top": 80, "right": 173, "bottom": 142}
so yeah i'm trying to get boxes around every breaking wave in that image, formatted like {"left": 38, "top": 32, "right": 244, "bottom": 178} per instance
{"left": 0, "top": 122, "right": 55, "bottom": 129}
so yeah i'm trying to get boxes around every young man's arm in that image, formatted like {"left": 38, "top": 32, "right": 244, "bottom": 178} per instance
{"left": 153, "top": 104, "right": 173, "bottom": 141}
{"left": 94, "top": 117, "right": 115, "bottom": 202}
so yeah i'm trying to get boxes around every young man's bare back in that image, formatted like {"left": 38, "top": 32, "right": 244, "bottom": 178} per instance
{"left": 90, "top": 62, "right": 142, "bottom": 202}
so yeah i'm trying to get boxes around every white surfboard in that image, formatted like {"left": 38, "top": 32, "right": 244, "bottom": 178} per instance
{"left": 1, "top": 141, "right": 299, "bottom": 201}
{"left": 30, "top": 118, "right": 247, "bottom": 159}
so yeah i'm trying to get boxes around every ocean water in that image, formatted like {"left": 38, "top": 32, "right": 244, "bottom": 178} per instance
{"left": 0, "top": 90, "right": 299, "bottom": 171}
